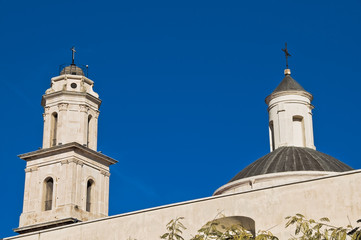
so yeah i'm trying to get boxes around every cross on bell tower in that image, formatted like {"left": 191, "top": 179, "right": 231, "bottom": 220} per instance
{"left": 71, "top": 46, "right": 76, "bottom": 65}
{"left": 282, "top": 42, "right": 291, "bottom": 69}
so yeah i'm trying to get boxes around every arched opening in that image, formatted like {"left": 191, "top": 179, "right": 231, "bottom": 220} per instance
{"left": 293, "top": 116, "right": 305, "bottom": 147}
{"left": 44, "top": 178, "right": 54, "bottom": 211}
{"left": 87, "top": 115, "right": 92, "bottom": 147}
{"left": 200, "top": 216, "right": 256, "bottom": 237}
{"left": 86, "top": 179, "right": 94, "bottom": 212}
{"left": 269, "top": 121, "right": 275, "bottom": 151}
{"left": 50, "top": 112, "right": 58, "bottom": 147}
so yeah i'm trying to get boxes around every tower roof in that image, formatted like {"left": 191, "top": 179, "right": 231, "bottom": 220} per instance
{"left": 60, "top": 64, "right": 85, "bottom": 76}
{"left": 228, "top": 147, "right": 353, "bottom": 183}
{"left": 272, "top": 72, "right": 306, "bottom": 93}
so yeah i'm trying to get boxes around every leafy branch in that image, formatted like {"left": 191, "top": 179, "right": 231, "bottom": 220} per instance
{"left": 161, "top": 217, "right": 187, "bottom": 240}
{"left": 285, "top": 213, "right": 361, "bottom": 240}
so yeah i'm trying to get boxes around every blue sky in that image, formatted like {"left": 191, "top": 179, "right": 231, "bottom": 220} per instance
{"left": 1, "top": 0, "right": 361, "bottom": 237}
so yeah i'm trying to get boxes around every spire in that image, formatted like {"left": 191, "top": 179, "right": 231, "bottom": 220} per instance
{"left": 271, "top": 43, "right": 308, "bottom": 94}
{"left": 272, "top": 74, "right": 306, "bottom": 93}
{"left": 60, "top": 47, "right": 85, "bottom": 76}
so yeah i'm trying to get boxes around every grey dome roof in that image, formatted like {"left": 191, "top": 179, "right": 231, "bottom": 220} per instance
{"left": 272, "top": 75, "right": 306, "bottom": 93}
{"left": 60, "top": 64, "right": 84, "bottom": 76}
{"left": 229, "top": 147, "right": 353, "bottom": 183}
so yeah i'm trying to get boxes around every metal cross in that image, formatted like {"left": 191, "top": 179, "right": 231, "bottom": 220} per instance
{"left": 71, "top": 46, "right": 76, "bottom": 64}
{"left": 282, "top": 42, "right": 291, "bottom": 69}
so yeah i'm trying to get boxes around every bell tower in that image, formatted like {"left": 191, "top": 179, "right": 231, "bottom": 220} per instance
{"left": 265, "top": 44, "right": 315, "bottom": 151}
{"left": 15, "top": 49, "right": 117, "bottom": 234}
{"left": 265, "top": 69, "right": 315, "bottom": 151}
{"left": 42, "top": 47, "right": 99, "bottom": 150}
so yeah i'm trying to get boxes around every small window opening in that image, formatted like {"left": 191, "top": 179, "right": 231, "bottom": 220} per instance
{"left": 44, "top": 178, "right": 53, "bottom": 211}
{"left": 86, "top": 179, "right": 94, "bottom": 212}
{"left": 87, "top": 115, "right": 92, "bottom": 147}
{"left": 269, "top": 121, "right": 275, "bottom": 151}
{"left": 50, "top": 112, "right": 58, "bottom": 147}
{"left": 293, "top": 116, "right": 305, "bottom": 147}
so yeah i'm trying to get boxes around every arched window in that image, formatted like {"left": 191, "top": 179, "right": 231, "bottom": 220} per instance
{"left": 293, "top": 116, "right": 305, "bottom": 147}
{"left": 201, "top": 216, "right": 256, "bottom": 237}
{"left": 86, "top": 179, "right": 94, "bottom": 212}
{"left": 44, "top": 178, "right": 54, "bottom": 211}
{"left": 50, "top": 112, "right": 58, "bottom": 147}
{"left": 87, "top": 115, "right": 92, "bottom": 147}
{"left": 269, "top": 121, "right": 275, "bottom": 151}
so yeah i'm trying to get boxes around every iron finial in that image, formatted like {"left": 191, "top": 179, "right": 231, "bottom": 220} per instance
{"left": 282, "top": 42, "right": 291, "bottom": 69}
{"left": 71, "top": 46, "right": 76, "bottom": 65}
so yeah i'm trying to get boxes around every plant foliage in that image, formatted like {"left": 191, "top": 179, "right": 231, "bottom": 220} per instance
{"left": 161, "top": 217, "right": 187, "bottom": 240}
{"left": 159, "top": 214, "right": 361, "bottom": 240}
{"left": 161, "top": 215, "right": 277, "bottom": 240}
{"left": 285, "top": 214, "right": 361, "bottom": 240}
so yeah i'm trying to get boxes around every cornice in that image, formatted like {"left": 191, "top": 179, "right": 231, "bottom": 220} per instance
{"left": 265, "top": 90, "right": 313, "bottom": 105}
{"left": 41, "top": 91, "right": 102, "bottom": 107}
{"left": 18, "top": 142, "right": 117, "bottom": 166}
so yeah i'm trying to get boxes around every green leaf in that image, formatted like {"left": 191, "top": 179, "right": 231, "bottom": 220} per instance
{"left": 320, "top": 217, "right": 330, "bottom": 222}
{"left": 160, "top": 233, "right": 169, "bottom": 239}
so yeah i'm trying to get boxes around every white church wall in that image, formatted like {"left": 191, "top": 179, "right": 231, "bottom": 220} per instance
{"left": 6, "top": 170, "right": 361, "bottom": 240}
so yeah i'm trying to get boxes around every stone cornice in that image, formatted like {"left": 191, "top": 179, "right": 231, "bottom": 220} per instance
{"left": 51, "top": 74, "right": 94, "bottom": 85}
{"left": 13, "top": 217, "right": 80, "bottom": 234}
{"left": 18, "top": 142, "right": 117, "bottom": 166}
{"left": 265, "top": 90, "right": 313, "bottom": 105}
{"left": 100, "top": 170, "right": 111, "bottom": 177}
{"left": 213, "top": 170, "right": 338, "bottom": 195}
{"left": 41, "top": 91, "right": 102, "bottom": 107}
{"left": 24, "top": 166, "right": 38, "bottom": 173}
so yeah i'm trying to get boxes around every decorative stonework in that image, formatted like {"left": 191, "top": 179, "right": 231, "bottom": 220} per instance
{"left": 80, "top": 81, "right": 86, "bottom": 92}
{"left": 75, "top": 159, "right": 84, "bottom": 166}
{"left": 100, "top": 170, "right": 110, "bottom": 177}
{"left": 61, "top": 159, "right": 84, "bottom": 166}
{"left": 44, "top": 107, "right": 50, "bottom": 114}
{"left": 95, "top": 110, "right": 100, "bottom": 119}
{"left": 24, "top": 166, "right": 38, "bottom": 173}
{"left": 58, "top": 103, "right": 68, "bottom": 112}
{"left": 79, "top": 104, "right": 89, "bottom": 113}
{"left": 61, "top": 160, "right": 69, "bottom": 165}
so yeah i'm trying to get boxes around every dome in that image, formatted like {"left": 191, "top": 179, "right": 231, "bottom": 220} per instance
{"left": 60, "top": 64, "right": 84, "bottom": 76}
{"left": 228, "top": 146, "right": 353, "bottom": 183}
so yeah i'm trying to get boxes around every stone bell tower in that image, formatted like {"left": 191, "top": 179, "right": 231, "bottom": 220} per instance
{"left": 15, "top": 49, "right": 117, "bottom": 234}
{"left": 42, "top": 48, "right": 99, "bottom": 150}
